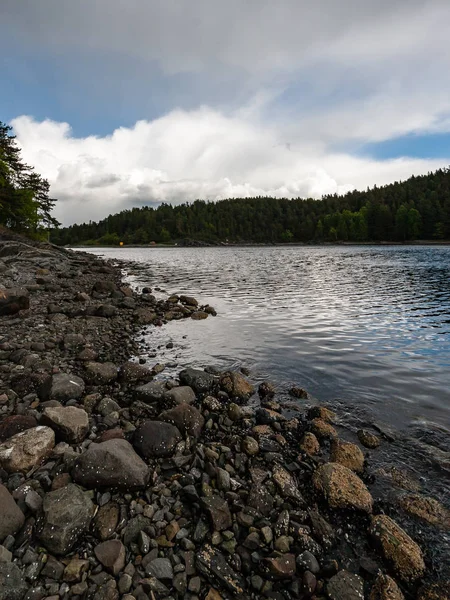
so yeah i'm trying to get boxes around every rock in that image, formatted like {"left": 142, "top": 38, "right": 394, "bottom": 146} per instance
{"left": 417, "top": 582, "right": 450, "bottom": 600}
{"left": 196, "top": 545, "right": 246, "bottom": 596}
{"left": 135, "top": 381, "right": 166, "bottom": 403}
{"left": 369, "top": 573, "right": 405, "bottom": 600}
{"left": 42, "top": 406, "right": 89, "bottom": 443}
{"left": 248, "top": 483, "right": 274, "bottom": 517}
{"left": 118, "top": 362, "right": 153, "bottom": 384}
{"left": 164, "top": 386, "right": 196, "bottom": 406}
{"left": 0, "top": 415, "right": 37, "bottom": 443}
{"left": 310, "top": 417, "right": 337, "bottom": 439}
{"left": 202, "top": 495, "right": 232, "bottom": 531}
{"left": 179, "top": 368, "right": 215, "bottom": 394}
{"left": 264, "top": 554, "right": 296, "bottom": 578}
{"left": 330, "top": 439, "right": 365, "bottom": 473}
{"left": 313, "top": 462, "right": 373, "bottom": 513}
{"left": 0, "top": 287, "right": 29, "bottom": 316}
{"left": 398, "top": 494, "right": 450, "bottom": 529}
{"left": 289, "top": 386, "right": 308, "bottom": 399}
{"left": 85, "top": 362, "right": 118, "bottom": 384}
{"left": 63, "top": 333, "right": 85, "bottom": 350}
{"left": 219, "top": 371, "right": 254, "bottom": 401}
{"left": 47, "top": 373, "right": 85, "bottom": 402}
{"left": 273, "top": 464, "right": 304, "bottom": 503}
{"left": 308, "top": 406, "right": 336, "bottom": 422}
{"left": 0, "top": 484, "right": 25, "bottom": 542}
{"left": 327, "top": 570, "right": 364, "bottom": 600}
{"left": 92, "top": 280, "right": 117, "bottom": 294}
{"left": 0, "top": 545, "right": 12, "bottom": 562}
{"left": 38, "top": 484, "right": 93, "bottom": 554}
{"left": 357, "top": 429, "right": 381, "bottom": 448}
{"left": 0, "top": 426, "right": 55, "bottom": 473}
{"left": 242, "top": 436, "right": 259, "bottom": 456}
{"left": 94, "top": 540, "right": 126, "bottom": 575}
{"left": 93, "top": 502, "right": 120, "bottom": 540}
{"left": 72, "top": 439, "right": 149, "bottom": 489}
{"left": 296, "top": 551, "right": 320, "bottom": 574}
{"left": 300, "top": 432, "right": 320, "bottom": 455}
{"left": 64, "top": 558, "right": 89, "bottom": 582}
{"left": 133, "top": 420, "right": 181, "bottom": 458}
{"left": 145, "top": 557, "right": 173, "bottom": 580}
{"left": 191, "top": 311, "right": 209, "bottom": 320}
{"left": 369, "top": 514, "right": 425, "bottom": 582}
{"left": 158, "top": 403, "right": 204, "bottom": 438}
{"left": 258, "top": 381, "right": 276, "bottom": 398}
{"left": 0, "top": 562, "right": 28, "bottom": 600}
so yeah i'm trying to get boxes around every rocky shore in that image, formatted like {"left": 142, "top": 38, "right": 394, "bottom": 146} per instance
{"left": 0, "top": 236, "right": 449, "bottom": 600}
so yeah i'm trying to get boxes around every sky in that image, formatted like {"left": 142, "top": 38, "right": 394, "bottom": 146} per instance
{"left": 1, "top": 0, "right": 450, "bottom": 226}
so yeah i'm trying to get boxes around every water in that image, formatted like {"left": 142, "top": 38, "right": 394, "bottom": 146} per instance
{"left": 81, "top": 245, "right": 450, "bottom": 430}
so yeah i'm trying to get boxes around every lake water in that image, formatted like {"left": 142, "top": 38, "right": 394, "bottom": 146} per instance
{"left": 83, "top": 245, "right": 450, "bottom": 430}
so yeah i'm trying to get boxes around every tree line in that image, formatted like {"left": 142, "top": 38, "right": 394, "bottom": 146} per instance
{"left": 52, "top": 167, "right": 450, "bottom": 246}
{"left": 0, "top": 121, "right": 59, "bottom": 235}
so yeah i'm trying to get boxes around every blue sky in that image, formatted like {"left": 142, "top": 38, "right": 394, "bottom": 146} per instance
{"left": 1, "top": 0, "right": 449, "bottom": 225}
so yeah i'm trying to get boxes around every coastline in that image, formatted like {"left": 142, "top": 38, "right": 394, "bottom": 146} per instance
{"left": 0, "top": 237, "right": 449, "bottom": 600}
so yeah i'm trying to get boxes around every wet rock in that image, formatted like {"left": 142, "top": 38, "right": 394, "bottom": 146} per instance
{"left": 219, "top": 371, "right": 254, "bottom": 401}
{"left": 133, "top": 420, "right": 181, "bottom": 458}
{"left": 357, "top": 429, "right": 381, "bottom": 449}
{"left": 94, "top": 540, "right": 126, "bottom": 575}
{"left": 47, "top": 372, "right": 85, "bottom": 402}
{"left": 38, "top": 484, "right": 93, "bottom": 554}
{"left": 417, "top": 582, "right": 450, "bottom": 600}
{"left": 0, "top": 483, "right": 25, "bottom": 542}
{"left": 135, "top": 381, "right": 166, "bottom": 403}
{"left": 242, "top": 436, "right": 259, "bottom": 456}
{"left": 0, "top": 426, "right": 55, "bottom": 473}
{"left": 376, "top": 466, "right": 421, "bottom": 492}
{"left": 248, "top": 483, "right": 274, "bottom": 517}
{"left": 191, "top": 310, "right": 209, "bottom": 320}
{"left": 42, "top": 406, "right": 89, "bottom": 444}
{"left": 258, "top": 381, "right": 276, "bottom": 398}
{"left": 398, "top": 494, "right": 450, "bottom": 529}
{"left": 119, "top": 362, "right": 153, "bottom": 384}
{"left": 158, "top": 403, "right": 204, "bottom": 438}
{"left": 64, "top": 558, "right": 89, "bottom": 582}
{"left": 93, "top": 502, "right": 120, "bottom": 540}
{"left": 0, "top": 562, "right": 28, "bottom": 600}
{"left": 289, "top": 386, "right": 308, "bottom": 399}
{"left": 180, "top": 295, "right": 198, "bottom": 307}
{"left": 256, "top": 407, "right": 286, "bottom": 425}
{"left": 369, "top": 514, "right": 425, "bottom": 582}
{"left": 369, "top": 573, "right": 405, "bottom": 600}
{"left": 308, "top": 406, "right": 336, "bottom": 422}
{"left": 202, "top": 495, "right": 232, "bottom": 531}
{"left": 196, "top": 544, "right": 246, "bottom": 596}
{"left": 327, "top": 570, "right": 364, "bottom": 600}
{"left": 272, "top": 464, "right": 304, "bottom": 503}
{"left": 0, "top": 287, "right": 29, "bottom": 316}
{"left": 296, "top": 550, "right": 320, "bottom": 574}
{"left": 330, "top": 439, "right": 365, "bottom": 473}
{"left": 0, "top": 415, "right": 37, "bottom": 443}
{"left": 299, "top": 432, "right": 320, "bottom": 455}
{"left": 145, "top": 557, "right": 173, "bottom": 580}
{"left": 179, "top": 368, "right": 215, "bottom": 394}
{"left": 313, "top": 462, "right": 373, "bottom": 513}
{"left": 85, "top": 362, "right": 118, "bottom": 384}
{"left": 264, "top": 554, "right": 296, "bottom": 578}
{"left": 164, "top": 386, "right": 196, "bottom": 406}
{"left": 310, "top": 417, "right": 338, "bottom": 439}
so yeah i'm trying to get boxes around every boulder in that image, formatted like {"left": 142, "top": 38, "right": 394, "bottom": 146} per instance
{"left": 179, "top": 295, "right": 198, "bottom": 307}
{"left": 357, "top": 429, "right": 381, "bottom": 448}
{"left": 369, "top": 573, "right": 405, "bottom": 600}
{"left": 135, "top": 381, "right": 166, "bottom": 403}
{"left": 38, "top": 484, "right": 94, "bottom": 554}
{"left": 85, "top": 362, "right": 118, "bottom": 384}
{"left": 327, "top": 570, "right": 365, "bottom": 600}
{"left": 0, "top": 426, "right": 55, "bottom": 473}
{"left": 330, "top": 439, "right": 365, "bottom": 473}
{"left": 0, "top": 415, "right": 37, "bottom": 443}
{"left": 72, "top": 439, "right": 149, "bottom": 489}
{"left": 398, "top": 494, "right": 450, "bottom": 529}
{"left": 0, "top": 484, "right": 25, "bottom": 542}
{"left": 164, "top": 386, "right": 196, "bottom": 406}
{"left": 158, "top": 403, "right": 205, "bottom": 438}
{"left": 47, "top": 372, "right": 85, "bottom": 402}
{"left": 0, "top": 562, "right": 27, "bottom": 600}
{"left": 119, "top": 362, "right": 153, "bottom": 384}
{"left": 94, "top": 540, "right": 126, "bottom": 575}
{"left": 219, "top": 371, "right": 255, "bottom": 401}
{"left": 42, "top": 406, "right": 89, "bottom": 443}
{"left": 133, "top": 420, "right": 181, "bottom": 458}
{"left": 92, "top": 280, "right": 117, "bottom": 294}
{"left": 0, "top": 287, "right": 29, "bottom": 316}
{"left": 310, "top": 417, "right": 337, "bottom": 439}
{"left": 369, "top": 514, "right": 425, "bottom": 582}
{"left": 313, "top": 462, "right": 373, "bottom": 513}
{"left": 179, "top": 368, "right": 216, "bottom": 395}
{"left": 299, "top": 432, "right": 320, "bottom": 455}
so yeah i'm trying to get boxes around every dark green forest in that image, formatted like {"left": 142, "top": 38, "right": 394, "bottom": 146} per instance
{"left": 54, "top": 167, "right": 450, "bottom": 246}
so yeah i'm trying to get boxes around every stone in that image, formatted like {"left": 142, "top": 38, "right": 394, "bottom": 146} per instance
{"left": 299, "top": 432, "right": 320, "bottom": 455}
{"left": 63, "top": 333, "right": 85, "bottom": 350}
{"left": 94, "top": 540, "right": 126, "bottom": 575}
{"left": 330, "top": 439, "right": 365, "bottom": 473}
{"left": 0, "top": 562, "right": 28, "bottom": 600}
{"left": 327, "top": 570, "right": 364, "bottom": 600}
{"left": 272, "top": 464, "right": 304, "bottom": 503}
{"left": 247, "top": 483, "right": 274, "bottom": 517}
{"left": 135, "top": 381, "right": 166, "bottom": 403}
{"left": 0, "top": 484, "right": 25, "bottom": 542}
{"left": 0, "top": 287, "right": 29, "bottom": 316}
{"left": 289, "top": 386, "right": 308, "bottom": 399}
{"left": 42, "top": 406, "right": 89, "bottom": 443}
{"left": 48, "top": 373, "right": 85, "bottom": 402}
{"left": 0, "top": 426, "right": 55, "bottom": 473}
{"left": 258, "top": 381, "right": 276, "bottom": 398}
{"left": 398, "top": 494, "right": 450, "bottom": 529}
{"left": 164, "top": 386, "right": 196, "bottom": 406}
{"left": 308, "top": 406, "right": 336, "bottom": 422}
{"left": 158, "top": 403, "right": 205, "bottom": 438}
{"left": 369, "top": 514, "right": 425, "bottom": 582}
{"left": 179, "top": 368, "right": 216, "bottom": 394}
{"left": 191, "top": 310, "right": 209, "bottom": 320}
{"left": 357, "top": 429, "right": 381, "bottom": 448}
{"left": 133, "top": 420, "right": 182, "bottom": 458}
{"left": 119, "top": 362, "right": 153, "bottom": 384}
{"left": 264, "top": 554, "right": 296, "bottom": 578}
{"left": 38, "top": 484, "right": 93, "bottom": 554}
{"left": 296, "top": 551, "right": 320, "bottom": 574}
{"left": 73, "top": 439, "right": 149, "bottom": 489}
{"left": 0, "top": 415, "right": 38, "bottom": 443}
{"left": 145, "top": 557, "right": 173, "bottom": 580}
{"left": 202, "top": 495, "right": 232, "bottom": 531}
{"left": 369, "top": 573, "right": 405, "bottom": 600}
{"left": 97, "top": 397, "right": 120, "bottom": 416}
{"left": 63, "top": 558, "right": 89, "bottom": 582}
{"left": 313, "top": 462, "right": 373, "bottom": 513}
{"left": 0, "top": 545, "right": 12, "bottom": 562}
{"left": 196, "top": 545, "right": 245, "bottom": 596}
{"left": 219, "top": 371, "right": 255, "bottom": 401}
{"left": 417, "top": 582, "right": 450, "bottom": 600}
{"left": 85, "top": 362, "right": 118, "bottom": 384}
{"left": 180, "top": 295, "right": 198, "bottom": 307}
{"left": 242, "top": 436, "right": 259, "bottom": 455}
{"left": 94, "top": 502, "right": 120, "bottom": 540}
{"left": 310, "top": 417, "right": 337, "bottom": 439}
{"left": 92, "top": 280, "right": 117, "bottom": 294}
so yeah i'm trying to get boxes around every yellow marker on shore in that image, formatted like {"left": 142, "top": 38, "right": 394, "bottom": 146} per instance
{"left": 120, "top": 241, "right": 124, "bottom": 246}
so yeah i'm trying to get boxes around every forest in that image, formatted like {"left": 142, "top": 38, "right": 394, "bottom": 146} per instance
{"left": 53, "top": 168, "right": 450, "bottom": 246}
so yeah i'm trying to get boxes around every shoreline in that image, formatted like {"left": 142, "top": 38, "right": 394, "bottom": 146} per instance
{"left": 0, "top": 236, "right": 449, "bottom": 600}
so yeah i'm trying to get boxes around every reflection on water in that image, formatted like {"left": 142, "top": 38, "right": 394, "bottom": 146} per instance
{"left": 83, "top": 245, "right": 450, "bottom": 428}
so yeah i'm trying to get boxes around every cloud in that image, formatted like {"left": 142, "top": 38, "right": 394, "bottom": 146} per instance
{"left": 12, "top": 112, "right": 448, "bottom": 226}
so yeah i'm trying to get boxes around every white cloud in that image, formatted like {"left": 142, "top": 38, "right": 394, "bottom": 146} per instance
{"left": 12, "top": 112, "right": 448, "bottom": 225}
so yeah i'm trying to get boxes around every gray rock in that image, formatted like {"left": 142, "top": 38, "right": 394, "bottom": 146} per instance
{"left": 48, "top": 372, "right": 85, "bottom": 402}
{"left": 145, "top": 557, "right": 173, "bottom": 580}
{"left": 326, "top": 570, "right": 364, "bottom": 600}
{"left": 0, "top": 562, "right": 27, "bottom": 600}
{"left": 85, "top": 362, "right": 118, "bottom": 384}
{"left": 0, "top": 426, "right": 55, "bottom": 473}
{"left": 202, "top": 495, "right": 232, "bottom": 531}
{"left": 133, "top": 420, "right": 181, "bottom": 458}
{"left": 119, "top": 362, "right": 153, "bottom": 384}
{"left": 158, "top": 403, "right": 205, "bottom": 438}
{"left": 134, "top": 381, "right": 166, "bottom": 403}
{"left": 72, "top": 439, "right": 149, "bottom": 489}
{"left": 164, "top": 386, "right": 196, "bottom": 406}
{"left": 38, "top": 484, "right": 93, "bottom": 554}
{"left": 94, "top": 540, "right": 126, "bottom": 575}
{"left": 0, "top": 545, "right": 12, "bottom": 562}
{"left": 179, "top": 368, "right": 215, "bottom": 394}
{"left": 42, "top": 406, "right": 89, "bottom": 443}
{"left": 123, "top": 515, "right": 152, "bottom": 546}
{"left": 0, "top": 484, "right": 25, "bottom": 542}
